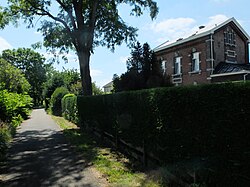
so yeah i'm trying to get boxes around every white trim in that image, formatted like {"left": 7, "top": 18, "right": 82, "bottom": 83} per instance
{"left": 189, "top": 70, "right": 202, "bottom": 75}
{"left": 226, "top": 50, "right": 236, "bottom": 57}
{"left": 210, "top": 70, "right": 250, "bottom": 77}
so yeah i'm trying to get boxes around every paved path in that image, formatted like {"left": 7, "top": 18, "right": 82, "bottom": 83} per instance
{"left": 0, "top": 109, "right": 106, "bottom": 187}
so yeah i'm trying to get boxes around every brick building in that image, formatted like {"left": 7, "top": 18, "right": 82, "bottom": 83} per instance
{"left": 154, "top": 17, "right": 250, "bottom": 85}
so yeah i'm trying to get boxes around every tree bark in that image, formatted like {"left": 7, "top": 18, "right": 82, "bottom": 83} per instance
{"left": 78, "top": 50, "right": 92, "bottom": 96}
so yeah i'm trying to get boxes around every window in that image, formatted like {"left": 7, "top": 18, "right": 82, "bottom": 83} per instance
{"left": 162, "top": 60, "right": 166, "bottom": 73}
{"left": 174, "top": 57, "right": 181, "bottom": 74}
{"left": 227, "top": 50, "right": 236, "bottom": 57}
{"left": 224, "top": 30, "right": 236, "bottom": 46}
{"left": 192, "top": 52, "right": 200, "bottom": 72}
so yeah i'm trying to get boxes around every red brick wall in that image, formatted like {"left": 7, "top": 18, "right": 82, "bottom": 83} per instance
{"left": 155, "top": 21, "right": 249, "bottom": 86}
{"left": 155, "top": 36, "right": 211, "bottom": 85}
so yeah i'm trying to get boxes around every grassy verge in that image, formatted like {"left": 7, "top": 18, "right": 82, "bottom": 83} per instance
{"left": 52, "top": 115, "right": 163, "bottom": 187}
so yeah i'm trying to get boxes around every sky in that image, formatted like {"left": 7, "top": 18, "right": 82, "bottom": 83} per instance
{"left": 0, "top": 0, "right": 250, "bottom": 88}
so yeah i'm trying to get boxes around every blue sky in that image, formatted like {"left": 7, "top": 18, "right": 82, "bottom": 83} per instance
{"left": 0, "top": 0, "right": 250, "bottom": 87}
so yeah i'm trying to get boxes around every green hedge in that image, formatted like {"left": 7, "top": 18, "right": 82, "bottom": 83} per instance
{"left": 76, "top": 82, "right": 250, "bottom": 185}
{"left": 62, "top": 93, "right": 79, "bottom": 124}
{"left": 50, "top": 87, "right": 69, "bottom": 116}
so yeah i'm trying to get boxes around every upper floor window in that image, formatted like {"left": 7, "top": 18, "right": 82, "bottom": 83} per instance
{"left": 174, "top": 57, "right": 181, "bottom": 75}
{"left": 162, "top": 60, "right": 167, "bottom": 74}
{"left": 224, "top": 29, "right": 236, "bottom": 46}
{"left": 192, "top": 52, "right": 200, "bottom": 72}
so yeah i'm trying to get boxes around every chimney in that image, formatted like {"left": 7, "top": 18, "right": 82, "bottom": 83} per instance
{"left": 199, "top": 25, "right": 205, "bottom": 29}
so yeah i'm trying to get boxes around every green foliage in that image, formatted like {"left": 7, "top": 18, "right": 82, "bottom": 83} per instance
{"left": 92, "top": 82, "right": 104, "bottom": 95}
{"left": 0, "top": 58, "right": 30, "bottom": 94}
{"left": 1, "top": 48, "right": 48, "bottom": 106}
{"left": 43, "top": 69, "right": 81, "bottom": 109}
{"left": 0, "top": 90, "right": 32, "bottom": 158}
{"left": 50, "top": 87, "right": 69, "bottom": 116}
{"left": 62, "top": 94, "right": 79, "bottom": 124}
{"left": 43, "top": 71, "right": 65, "bottom": 101}
{"left": 77, "top": 82, "right": 250, "bottom": 185}
{"left": 0, "top": 90, "right": 33, "bottom": 123}
{"left": 0, "top": 0, "right": 158, "bottom": 95}
{"left": 113, "top": 42, "right": 172, "bottom": 92}
{"left": 0, "top": 120, "right": 12, "bottom": 159}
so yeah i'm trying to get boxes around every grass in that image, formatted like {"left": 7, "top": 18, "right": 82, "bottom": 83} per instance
{"left": 51, "top": 115, "right": 163, "bottom": 187}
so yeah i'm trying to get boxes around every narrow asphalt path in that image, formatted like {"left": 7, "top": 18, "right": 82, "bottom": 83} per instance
{"left": 0, "top": 109, "right": 107, "bottom": 187}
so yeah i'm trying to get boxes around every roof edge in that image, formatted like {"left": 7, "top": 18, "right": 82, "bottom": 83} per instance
{"left": 154, "top": 17, "right": 250, "bottom": 53}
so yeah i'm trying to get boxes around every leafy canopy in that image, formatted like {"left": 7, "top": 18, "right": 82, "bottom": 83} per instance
{"left": 1, "top": 48, "right": 48, "bottom": 105}
{"left": 0, "top": 0, "right": 158, "bottom": 95}
{"left": 0, "top": 0, "right": 158, "bottom": 53}
{"left": 0, "top": 59, "right": 30, "bottom": 94}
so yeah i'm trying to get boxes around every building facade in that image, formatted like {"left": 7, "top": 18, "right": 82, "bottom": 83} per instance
{"left": 154, "top": 17, "right": 250, "bottom": 85}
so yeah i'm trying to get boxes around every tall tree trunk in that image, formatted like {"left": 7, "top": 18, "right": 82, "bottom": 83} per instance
{"left": 78, "top": 50, "right": 92, "bottom": 96}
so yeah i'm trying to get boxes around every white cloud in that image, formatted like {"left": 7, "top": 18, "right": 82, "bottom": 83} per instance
{"left": 211, "top": 0, "right": 230, "bottom": 3}
{"left": 0, "top": 37, "right": 12, "bottom": 52}
{"left": 34, "top": 31, "right": 42, "bottom": 35}
{"left": 90, "top": 69, "right": 103, "bottom": 77}
{"left": 151, "top": 18, "right": 196, "bottom": 33}
{"left": 119, "top": 56, "right": 129, "bottom": 63}
{"left": 150, "top": 17, "right": 196, "bottom": 41}
{"left": 149, "top": 14, "right": 230, "bottom": 45}
{"left": 206, "top": 15, "right": 229, "bottom": 27}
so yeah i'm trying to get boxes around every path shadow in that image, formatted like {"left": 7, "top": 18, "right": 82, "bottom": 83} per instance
{"left": 0, "top": 129, "right": 99, "bottom": 187}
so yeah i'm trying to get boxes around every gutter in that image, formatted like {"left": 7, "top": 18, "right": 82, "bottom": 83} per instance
{"left": 244, "top": 73, "right": 249, "bottom": 82}
{"left": 210, "top": 70, "right": 250, "bottom": 77}
{"left": 210, "top": 34, "right": 214, "bottom": 74}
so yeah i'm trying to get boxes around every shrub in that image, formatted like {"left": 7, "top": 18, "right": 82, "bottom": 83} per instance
{"left": 0, "top": 120, "right": 12, "bottom": 160}
{"left": 77, "top": 82, "right": 250, "bottom": 185}
{"left": 50, "top": 87, "right": 69, "bottom": 116}
{"left": 62, "top": 93, "right": 79, "bottom": 124}
{"left": 0, "top": 90, "right": 33, "bottom": 123}
{"left": 0, "top": 90, "right": 32, "bottom": 159}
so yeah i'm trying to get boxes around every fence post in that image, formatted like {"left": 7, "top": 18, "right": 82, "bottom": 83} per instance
{"left": 143, "top": 138, "right": 148, "bottom": 167}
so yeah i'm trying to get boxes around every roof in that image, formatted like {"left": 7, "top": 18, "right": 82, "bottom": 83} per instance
{"left": 154, "top": 17, "right": 250, "bottom": 53}
{"left": 103, "top": 81, "right": 113, "bottom": 88}
{"left": 213, "top": 62, "right": 250, "bottom": 75}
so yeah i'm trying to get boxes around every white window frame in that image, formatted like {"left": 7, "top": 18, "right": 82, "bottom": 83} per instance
{"left": 162, "top": 60, "right": 167, "bottom": 74}
{"left": 174, "top": 57, "right": 181, "bottom": 75}
{"left": 224, "top": 30, "right": 236, "bottom": 46}
{"left": 226, "top": 50, "right": 236, "bottom": 57}
{"left": 192, "top": 52, "right": 200, "bottom": 72}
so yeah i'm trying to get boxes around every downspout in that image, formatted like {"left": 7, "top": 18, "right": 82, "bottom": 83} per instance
{"left": 243, "top": 73, "right": 249, "bottom": 82}
{"left": 210, "top": 34, "right": 214, "bottom": 75}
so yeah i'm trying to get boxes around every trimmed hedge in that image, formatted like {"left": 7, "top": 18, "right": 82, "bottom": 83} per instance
{"left": 50, "top": 87, "right": 69, "bottom": 116}
{"left": 76, "top": 82, "right": 250, "bottom": 185}
{"left": 62, "top": 93, "right": 79, "bottom": 124}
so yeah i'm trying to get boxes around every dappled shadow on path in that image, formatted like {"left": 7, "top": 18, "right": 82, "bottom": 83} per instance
{"left": 0, "top": 129, "right": 101, "bottom": 187}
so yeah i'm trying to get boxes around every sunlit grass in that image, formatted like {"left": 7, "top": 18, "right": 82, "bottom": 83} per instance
{"left": 52, "top": 115, "right": 163, "bottom": 187}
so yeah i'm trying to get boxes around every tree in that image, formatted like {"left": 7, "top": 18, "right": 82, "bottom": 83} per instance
{"left": 0, "top": 0, "right": 158, "bottom": 96}
{"left": 113, "top": 42, "right": 172, "bottom": 92}
{"left": 1, "top": 48, "right": 48, "bottom": 106}
{"left": 92, "top": 82, "right": 103, "bottom": 95}
{"left": 0, "top": 59, "right": 30, "bottom": 94}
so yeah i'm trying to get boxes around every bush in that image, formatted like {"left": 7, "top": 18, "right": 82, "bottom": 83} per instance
{"left": 62, "top": 93, "right": 79, "bottom": 124}
{"left": 0, "top": 90, "right": 33, "bottom": 123}
{"left": 0, "top": 90, "right": 32, "bottom": 159}
{"left": 0, "top": 120, "right": 12, "bottom": 159}
{"left": 77, "top": 82, "right": 250, "bottom": 185}
{"left": 50, "top": 87, "right": 69, "bottom": 116}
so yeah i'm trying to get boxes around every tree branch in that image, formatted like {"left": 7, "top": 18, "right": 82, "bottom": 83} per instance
{"left": 55, "top": 0, "right": 77, "bottom": 30}
{"left": 73, "top": 0, "right": 84, "bottom": 30}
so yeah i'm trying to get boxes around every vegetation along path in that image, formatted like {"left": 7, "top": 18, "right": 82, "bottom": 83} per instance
{"left": 0, "top": 109, "right": 107, "bottom": 187}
